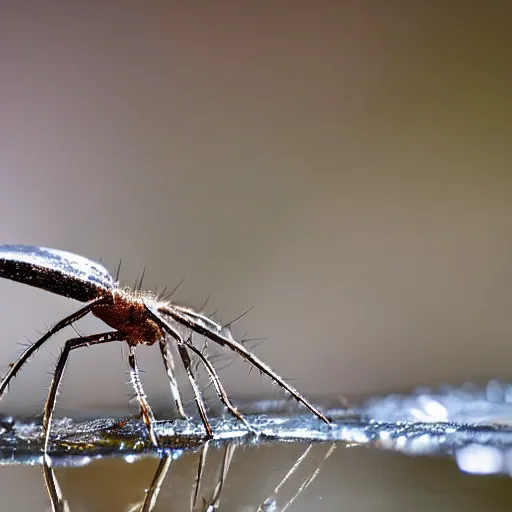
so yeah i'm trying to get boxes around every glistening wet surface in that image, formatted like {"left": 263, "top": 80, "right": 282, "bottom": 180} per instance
{"left": 2, "top": 383, "right": 512, "bottom": 511}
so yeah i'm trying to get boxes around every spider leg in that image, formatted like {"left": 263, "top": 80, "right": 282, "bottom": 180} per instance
{"left": 183, "top": 337, "right": 256, "bottom": 434}
{"left": 41, "top": 331, "right": 122, "bottom": 510}
{"left": 127, "top": 345, "right": 159, "bottom": 448}
{"left": 159, "top": 336, "right": 187, "bottom": 419}
{"left": 146, "top": 306, "right": 213, "bottom": 437}
{"left": 176, "top": 342, "right": 213, "bottom": 438}
{"left": 154, "top": 304, "right": 332, "bottom": 425}
{"left": 0, "top": 297, "right": 107, "bottom": 399}
{"left": 42, "top": 331, "right": 122, "bottom": 453}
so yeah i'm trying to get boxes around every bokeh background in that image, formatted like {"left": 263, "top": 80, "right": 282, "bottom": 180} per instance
{"left": 0, "top": 2, "right": 511, "bottom": 511}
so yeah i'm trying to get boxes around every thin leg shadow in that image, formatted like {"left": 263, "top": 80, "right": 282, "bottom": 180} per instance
{"left": 191, "top": 442, "right": 336, "bottom": 512}
{"left": 258, "top": 443, "right": 337, "bottom": 512}
{"left": 44, "top": 455, "right": 70, "bottom": 512}
{"left": 126, "top": 455, "right": 173, "bottom": 512}
{"left": 44, "top": 441, "right": 336, "bottom": 512}
{"left": 191, "top": 441, "right": 236, "bottom": 511}
{"left": 43, "top": 453, "right": 173, "bottom": 512}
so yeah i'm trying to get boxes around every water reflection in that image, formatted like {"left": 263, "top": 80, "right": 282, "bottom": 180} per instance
{"left": 127, "top": 455, "right": 172, "bottom": 512}
{"left": 3, "top": 382, "right": 512, "bottom": 510}
{"left": 44, "top": 441, "right": 335, "bottom": 512}
{"left": 1, "top": 438, "right": 511, "bottom": 511}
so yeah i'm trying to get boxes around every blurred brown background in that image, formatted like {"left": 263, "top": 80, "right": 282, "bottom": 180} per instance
{"left": 0, "top": 1, "right": 511, "bottom": 416}
{"left": 0, "top": 2, "right": 511, "bottom": 510}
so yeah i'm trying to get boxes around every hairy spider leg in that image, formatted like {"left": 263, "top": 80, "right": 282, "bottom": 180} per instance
{"left": 155, "top": 315, "right": 213, "bottom": 437}
{"left": 41, "top": 331, "right": 122, "bottom": 512}
{"left": 176, "top": 341, "right": 213, "bottom": 438}
{"left": 42, "top": 332, "right": 123, "bottom": 454}
{"left": 159, "top": 336, "right": 187, "bottom": 419}
{"left": 127, "top": 345, "right": 159, "bottom": 448}
{"left": 153, "top": 304, "right": 332, "bottom": 425}
{"left": 0, "top": 297, "right": 107, "bottom": 399}
{"left": 154, "top": 310, "right": 254, "bottom": 433}
{"left": 151, "top": 308, "right": 239, "bottom": 437}
{"left": 184, "top": 338, "right": 256, "bottom": 434}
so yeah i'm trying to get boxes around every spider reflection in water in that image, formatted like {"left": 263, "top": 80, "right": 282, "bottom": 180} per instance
{"left": 44, "top": 441, "right": 337, "bottom": 511}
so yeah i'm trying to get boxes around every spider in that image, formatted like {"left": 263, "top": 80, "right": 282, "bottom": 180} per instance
{"left": 0, "top": 245, "right": 332, "bottom": 454}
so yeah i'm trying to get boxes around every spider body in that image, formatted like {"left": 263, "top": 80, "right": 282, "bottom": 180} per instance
{"left": 0, "top": 244, "right": 114, "bottom": 300}
{"left": 0, "top": 245, "right": 332, "bottom": 458}
{"left": 92, "top": 289, "right": 163, "bottom": 347}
